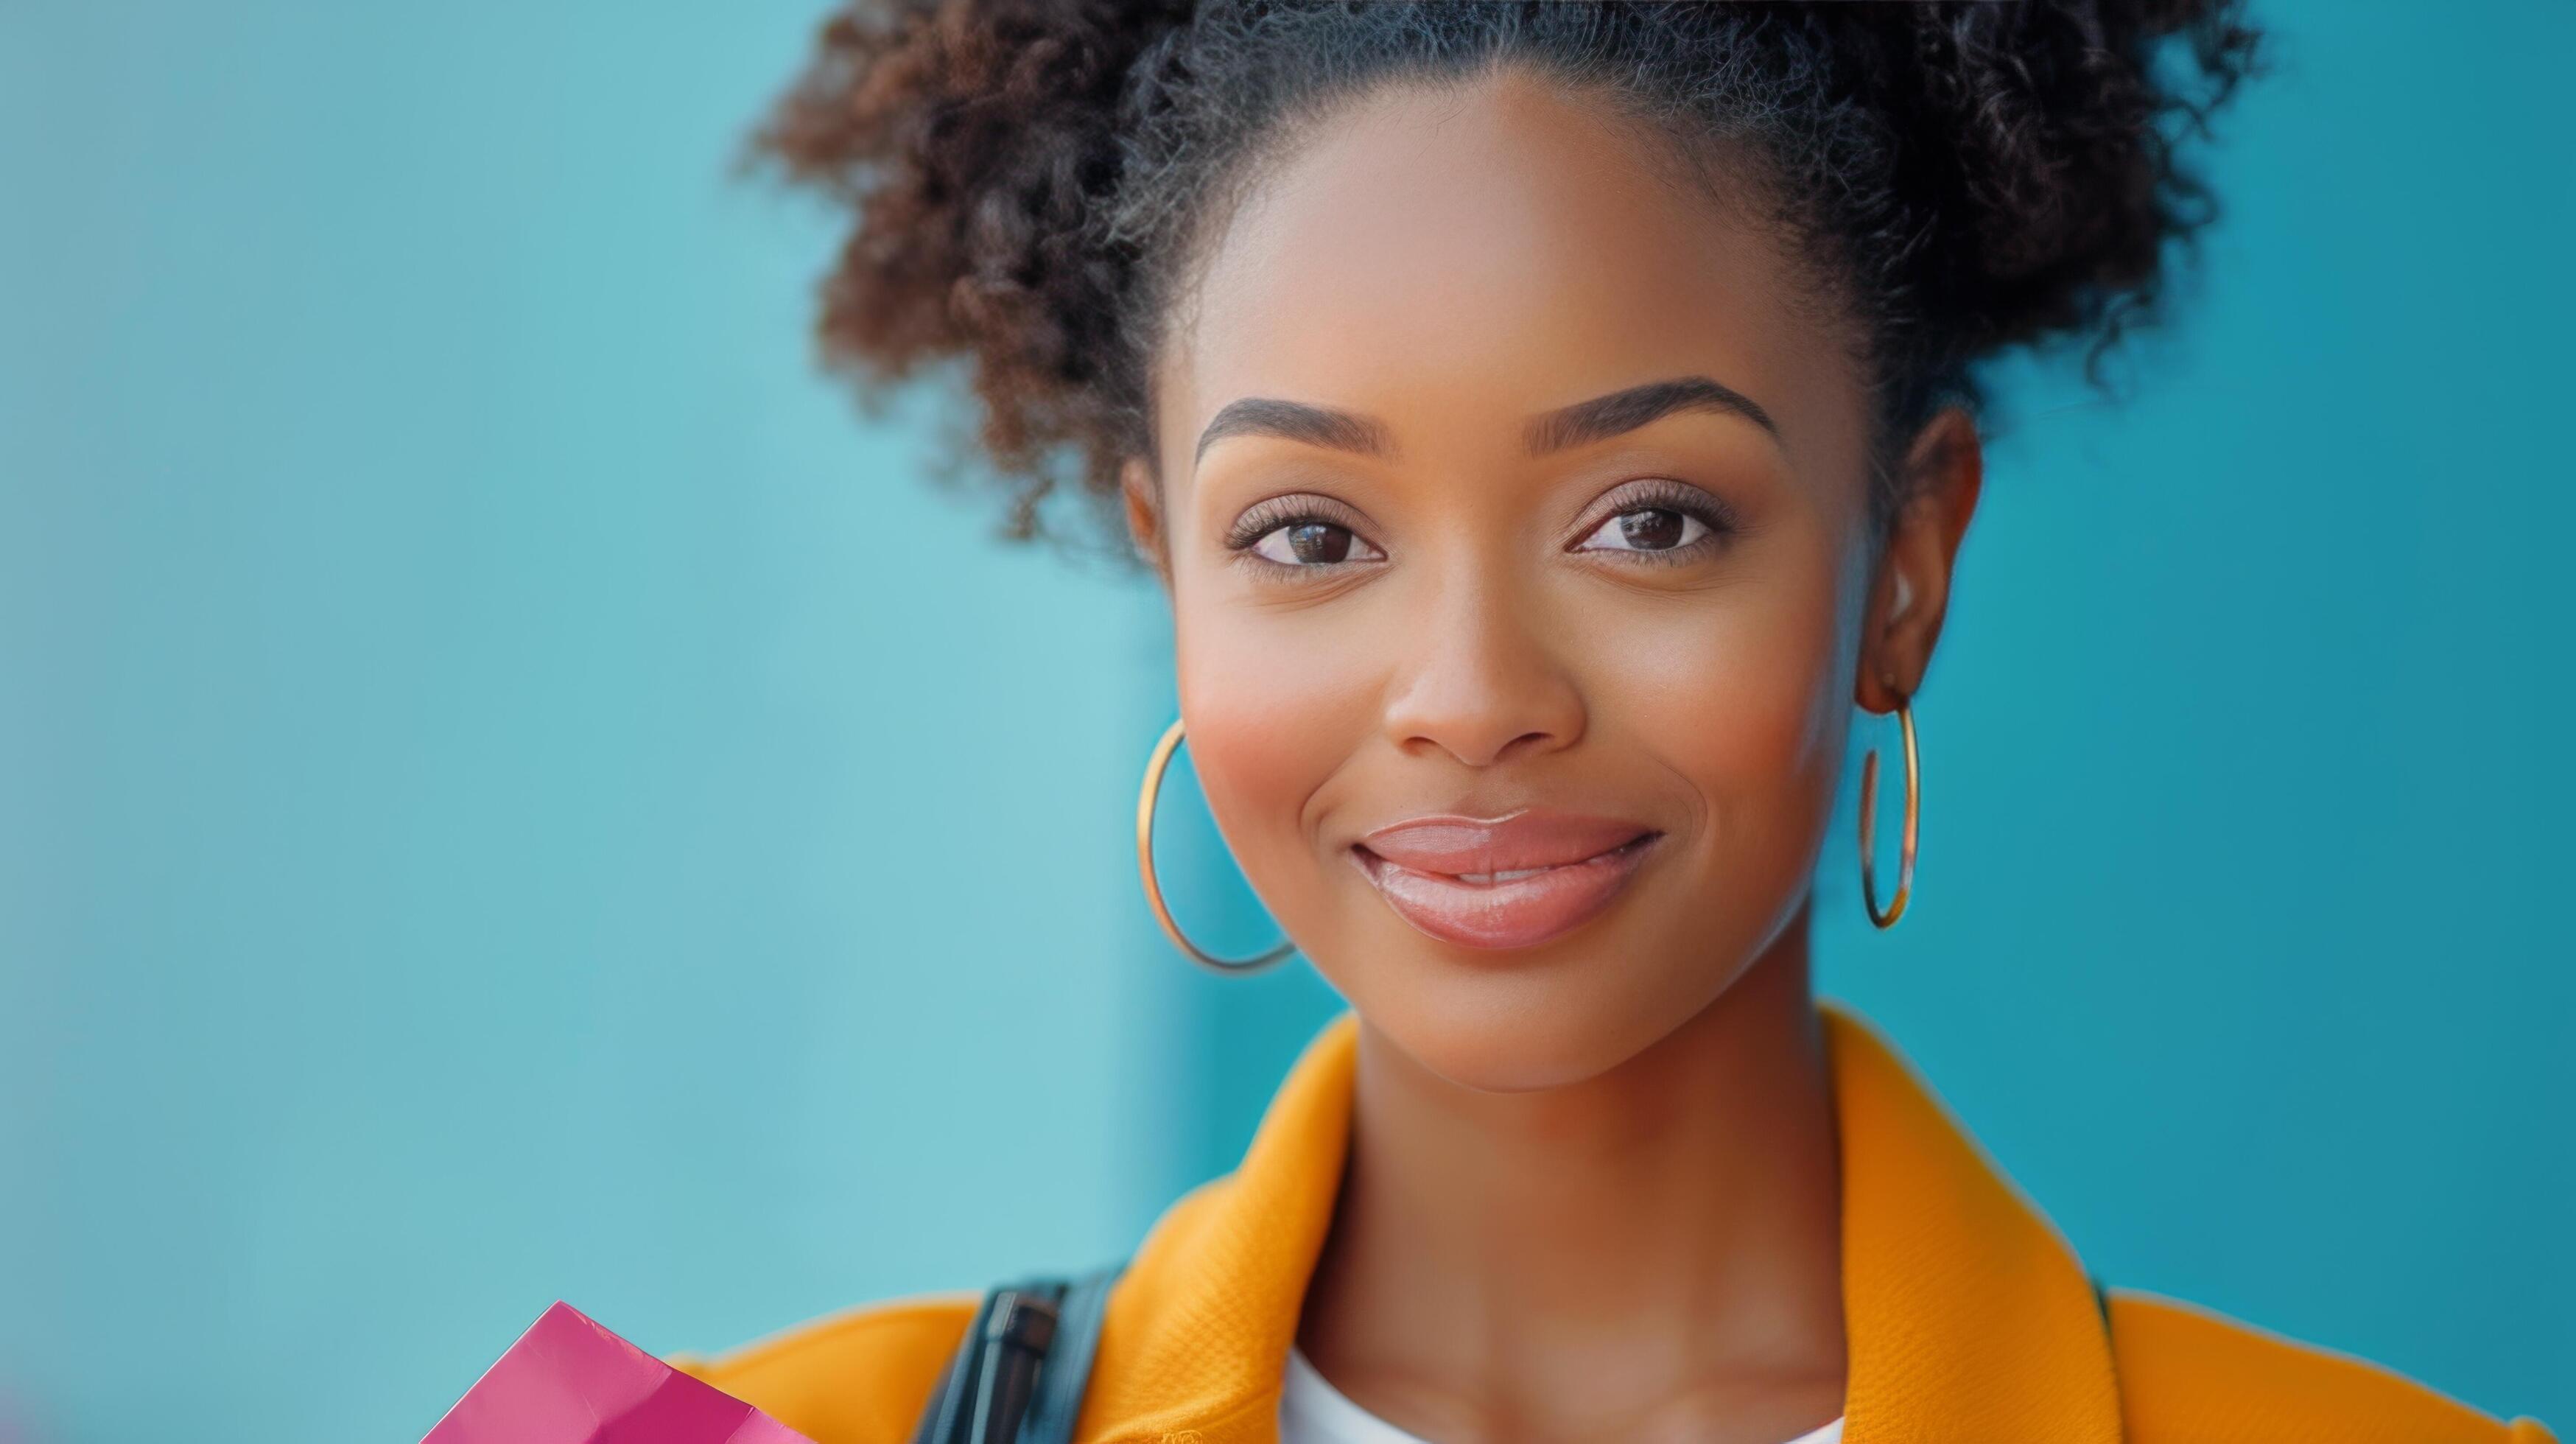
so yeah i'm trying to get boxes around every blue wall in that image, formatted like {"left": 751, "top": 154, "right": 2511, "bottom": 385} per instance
{"left": 0, "top": 2, "right": 2563, "bottom": 1440}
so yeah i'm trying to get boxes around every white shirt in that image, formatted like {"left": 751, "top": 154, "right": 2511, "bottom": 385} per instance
{"left": 1280, "top": 1344, "right": 1846, "bottom": 1444}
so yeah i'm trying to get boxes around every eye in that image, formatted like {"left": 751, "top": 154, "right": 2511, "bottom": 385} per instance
{"left": 1574, "top": 505, "right": 1712, "bottom": 554}
{"left": 1248, "top": 520, "right": 1385, "bottom": 567}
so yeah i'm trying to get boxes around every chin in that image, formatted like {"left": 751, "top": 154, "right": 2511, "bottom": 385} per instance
{"left": 1344, "top": 929, "right": 1716, "bottom": 1094}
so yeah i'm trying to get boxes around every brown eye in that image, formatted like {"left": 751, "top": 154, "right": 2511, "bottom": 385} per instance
{"left": 1576, "top": 506, "right": 1710, "bottom": 553}
{"left": 1252, "top": 521, "right": 1385, "bottom": 566}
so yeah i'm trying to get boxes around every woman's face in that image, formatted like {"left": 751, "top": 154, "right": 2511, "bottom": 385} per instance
{"left": 1132, "top": 70, "right": 1968, "bottom": 1092}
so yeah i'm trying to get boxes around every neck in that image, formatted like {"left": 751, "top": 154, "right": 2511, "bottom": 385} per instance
{"left": 1295, "top": 903, "right": 1845, "bottom": 1442}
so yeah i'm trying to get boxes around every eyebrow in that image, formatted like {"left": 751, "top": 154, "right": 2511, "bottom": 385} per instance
{"left": 1526, "top": 375, "right": 1781, "bottom": 456}
{"left": 1191, "top": 374, "right": 1780, "bottom": 468}
{"left": 1193, "top": 396, "right": 1394, "bottom": 467}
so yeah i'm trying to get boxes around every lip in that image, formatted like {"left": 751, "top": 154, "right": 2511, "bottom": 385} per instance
{"left": 1350, "top": 809, "right": 1662, "bottom": 950}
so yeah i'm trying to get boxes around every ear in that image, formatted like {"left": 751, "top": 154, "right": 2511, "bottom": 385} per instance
{"left": 1120, "top": 455, "right": 1171, "bottom": 585}
{"left": 1856, "top": 406, "right": 1982, "bottom": 714}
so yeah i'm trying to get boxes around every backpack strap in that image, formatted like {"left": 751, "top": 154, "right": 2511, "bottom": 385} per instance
{"left": 910, "top": 1261, "right": 1125, "bottom": 1444}
{"left": 1015, "top": 1263, "right": 1123, "bottom": 1444}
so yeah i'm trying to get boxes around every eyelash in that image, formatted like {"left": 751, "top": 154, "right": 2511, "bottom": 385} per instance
{"left": 1224, "top": 495, "right": 1382, "bottom": 571}
{"left": 1571, "top": 479, "right": 1739, "bottom": 566}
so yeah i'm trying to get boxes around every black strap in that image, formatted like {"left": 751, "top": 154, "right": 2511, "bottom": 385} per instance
{"left": 1015, "top": 1264, "right": 1121, "bottom": 1444}
{"left": 910, "top": 1283, "right": 1056, "bottom": 1444}
{"left": 910, "top": 1262, "right": 1124, "bottom": 1444}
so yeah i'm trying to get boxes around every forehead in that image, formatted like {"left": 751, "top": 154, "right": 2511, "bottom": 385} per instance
{"left": 1156, "top": 69, "right": 1867, "bottom": 489}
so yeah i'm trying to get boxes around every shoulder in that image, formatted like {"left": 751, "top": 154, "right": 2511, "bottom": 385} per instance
{"left": 2106, "top": 1289, "right": 2556, "bottom": 1444}
{"left": 666, "top": 1291, "right": 979, "bottom": 1444}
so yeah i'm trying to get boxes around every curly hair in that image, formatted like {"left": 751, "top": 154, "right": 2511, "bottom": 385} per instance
{"left": 747, "top": 0, "right": 2261, "bottom": 559}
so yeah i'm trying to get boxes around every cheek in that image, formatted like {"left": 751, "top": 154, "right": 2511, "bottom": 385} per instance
{"left": 1169, "top": 595, "right": 1379, "bottom": 902}
{"left": 1627, "top": 536, "right": 1850, "bottom": 855}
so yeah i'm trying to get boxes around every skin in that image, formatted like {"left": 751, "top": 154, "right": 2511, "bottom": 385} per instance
{"left": 1119, "top": 68, "right": 1981, "bottom": 1444}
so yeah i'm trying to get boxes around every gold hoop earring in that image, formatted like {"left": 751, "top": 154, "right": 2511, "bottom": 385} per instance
{"left": 1858, "top": 693, "right": 1920, "bottom": 930}
{"left": 1137, "top": 716, "right": 1296, "bottom": 974}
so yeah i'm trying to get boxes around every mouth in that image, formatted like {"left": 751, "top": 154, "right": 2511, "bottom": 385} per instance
{"left": 1349, "top": 811, "right": 1663, "bottom": 951}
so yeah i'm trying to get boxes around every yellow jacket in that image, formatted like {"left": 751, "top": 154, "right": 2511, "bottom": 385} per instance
{"left": 675, "top": 1003, "right": 2554, "bottom": 1444}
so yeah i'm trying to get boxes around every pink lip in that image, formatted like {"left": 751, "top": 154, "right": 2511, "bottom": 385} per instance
{"left": 1350, "top": 810, "right": 1661, "bottom": 950}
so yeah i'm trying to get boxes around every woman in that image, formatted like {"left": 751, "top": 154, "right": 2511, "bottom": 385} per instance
{"left": 677, "top": 3, "right": 2554, "bottom": 1441}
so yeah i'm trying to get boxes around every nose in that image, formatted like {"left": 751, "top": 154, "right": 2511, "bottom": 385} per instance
{"left": 1380, "top": 571, "right": 1587, "bottom": 769}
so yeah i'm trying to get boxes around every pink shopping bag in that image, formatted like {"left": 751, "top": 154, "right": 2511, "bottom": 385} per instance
{"left": 424, "top": 1300, "right": 813, "bottom": 1444}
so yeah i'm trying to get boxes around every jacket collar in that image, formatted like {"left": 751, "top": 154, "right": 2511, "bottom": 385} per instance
{"left": 1078, "top": 1000, "right": 2122, "bottom": 1444}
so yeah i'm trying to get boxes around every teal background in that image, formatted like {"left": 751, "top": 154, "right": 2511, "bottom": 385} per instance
{"left": 0, "top": 2, "right": 2563, "bottom": 1439}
